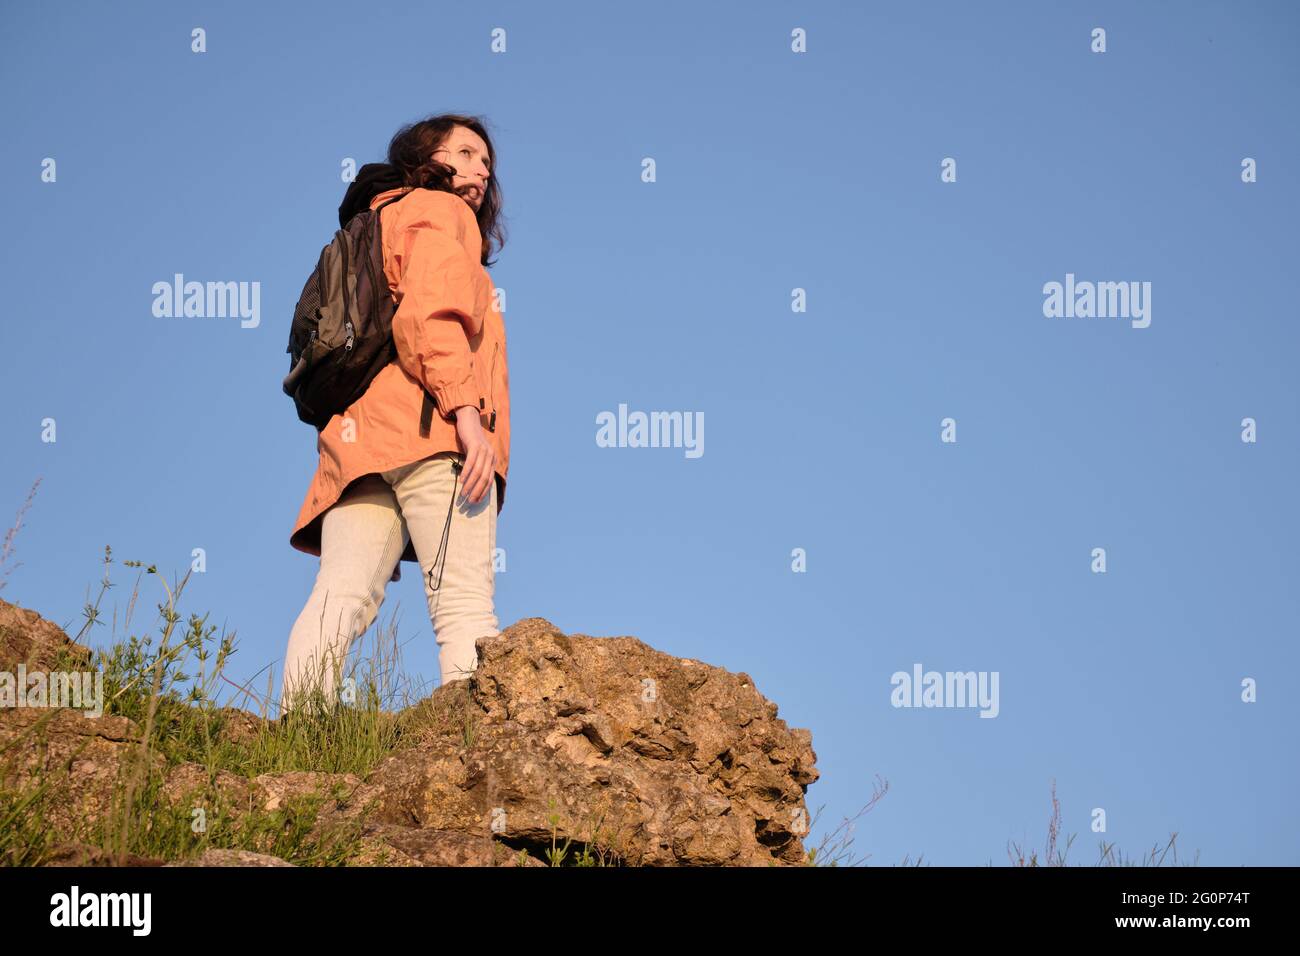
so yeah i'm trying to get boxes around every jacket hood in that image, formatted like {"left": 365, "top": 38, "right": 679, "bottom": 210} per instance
{"left": 338, "top": 162, "right": 406, "bottom": 228}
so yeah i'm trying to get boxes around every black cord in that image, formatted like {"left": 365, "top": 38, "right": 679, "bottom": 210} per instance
{"left": 427, "top": 456, "right": 463, "bottom": 593}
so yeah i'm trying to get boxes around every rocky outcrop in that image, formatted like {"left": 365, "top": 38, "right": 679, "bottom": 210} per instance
{"left": 0, "top": 598, "right": 819, "bottom": 866}
{"left": 0, "top": 599, "right": 92, "bottom": 671}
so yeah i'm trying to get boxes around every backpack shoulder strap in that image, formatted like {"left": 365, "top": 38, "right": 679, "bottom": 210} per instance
{"left": 374, "top": 186, "right": 421, "bottom": 214}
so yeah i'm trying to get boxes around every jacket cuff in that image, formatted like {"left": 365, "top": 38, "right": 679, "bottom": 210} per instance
{"left": 432, "top": 382, "right": 481, "bottom": 421}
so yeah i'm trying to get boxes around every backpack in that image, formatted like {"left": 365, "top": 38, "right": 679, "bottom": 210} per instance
{"left": 282, "top": 188, "right": 418, "bottom": 429}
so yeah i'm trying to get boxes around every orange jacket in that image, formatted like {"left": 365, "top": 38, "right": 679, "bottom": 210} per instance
{"left": 290, "top": 186, "right": 510, "bottom": 570}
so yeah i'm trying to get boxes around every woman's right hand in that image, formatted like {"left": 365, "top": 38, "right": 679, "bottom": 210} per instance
{"left": 453, "top": 405, "right": 495, "bottom": 505}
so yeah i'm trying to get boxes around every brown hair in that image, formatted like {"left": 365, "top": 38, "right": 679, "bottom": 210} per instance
{"left": 386, "top": 113, "right": 506, "bottom": 267}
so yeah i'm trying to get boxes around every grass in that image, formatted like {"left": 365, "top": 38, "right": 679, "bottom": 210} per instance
{"left": 0, "top": 545, "right": 643, "bottom": 867}
{"left": 0, "top": 477, "right": 41, "bottom": 595}
{"left": 804, "top": 775, "right": 1198, "bottom": 867}
{"left": 1002, "top": 778, "right": 1198, "bottom": 867}
{"left": 0, "top": 535, "right": 1201, "bottom": 867}
{"left": 1, "top": 545, "right": 397, "bottom": 865}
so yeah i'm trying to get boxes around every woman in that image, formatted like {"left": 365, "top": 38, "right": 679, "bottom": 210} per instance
{"left": 281, "top": 114, "right": 510, "bottom": 715}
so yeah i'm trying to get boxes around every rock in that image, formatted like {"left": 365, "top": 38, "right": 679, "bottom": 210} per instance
{"left": 0, "top": 599, "right": 93, "bottom": 671}
{"left": 344, "top": 616, "right": 820, "bottom": 865}
{"left": 0, "top": 707, "right": 161, "bottom": 835}
{"left": 350, "top": 823, "right": 543, "bottom": 866}
{"left": 0, "top": 597, "right": 820, "bottom": 866}
{"left": 211, "top": 707, "right": 271, "bottom": 748}
{"left": 43, "top": 842, "right": 166, "bottom": 867}
{"left": 165, "top": 848, "right": 295, "bottom": 867}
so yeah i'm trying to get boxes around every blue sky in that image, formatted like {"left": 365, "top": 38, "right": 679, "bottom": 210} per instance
{"left": 2, "top": 0, "right": 1297, "bottom": 865}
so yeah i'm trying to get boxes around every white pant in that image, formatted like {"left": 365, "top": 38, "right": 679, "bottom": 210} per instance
{"left": 281, "top": 451, "right": 498, "bottom": 714}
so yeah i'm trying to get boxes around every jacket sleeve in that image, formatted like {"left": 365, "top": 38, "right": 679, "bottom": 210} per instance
{"left": 387, "top": 192, "right": 489, "bottom": 421}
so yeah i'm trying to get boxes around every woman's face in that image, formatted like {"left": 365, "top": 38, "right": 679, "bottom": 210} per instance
{"left": 431, "top": 126, "right": 491, "bottom": 211}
